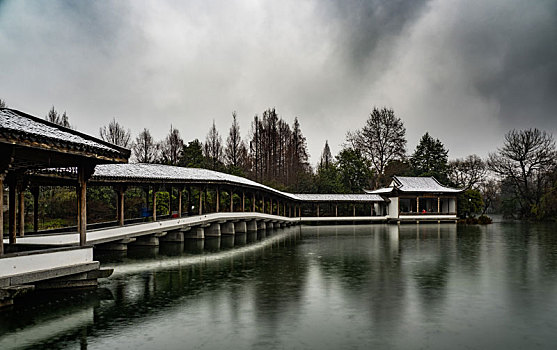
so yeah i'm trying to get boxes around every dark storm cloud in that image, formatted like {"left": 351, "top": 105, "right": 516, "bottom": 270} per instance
{"left": 0, "top": 0, "right": 555, "bottom": 162}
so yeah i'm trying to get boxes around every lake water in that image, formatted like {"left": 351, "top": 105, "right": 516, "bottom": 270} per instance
{"left": 1, "top": 223, "right": 557, "bottom": 349}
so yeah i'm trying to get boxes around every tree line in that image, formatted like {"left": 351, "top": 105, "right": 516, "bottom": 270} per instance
{"left": 3, "top": 100, "right": 556, "bottom": 221}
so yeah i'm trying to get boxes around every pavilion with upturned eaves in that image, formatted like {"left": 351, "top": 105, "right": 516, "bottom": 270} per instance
{"left": 365, "top": 176, "right": 462, "bottom": 222}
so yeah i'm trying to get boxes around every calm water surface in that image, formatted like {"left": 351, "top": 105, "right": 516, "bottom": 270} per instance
{"left": 1, "top": 223, "right": 557, "bottom": 349}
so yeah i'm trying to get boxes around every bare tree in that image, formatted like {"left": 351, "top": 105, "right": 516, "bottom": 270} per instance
{"left": 132, "top": 128, "right": 158, "bottom": 163}
{"left": 204, "top": 120, "right": 223, "bottom": 170}
{"left": 448, "top": 154, "right": 487, "bottom": 190}
{"left": 159, "top": 125, "right": 184, "bottom": 165}
{"left": 46, "top": 106, "right": 71, "bottom": 128}
{"left": 479, "top": 178, "right": 500, "bottom": 215}
{"left": 488, "top": 128, "right": 556, "bottom": 217}
{"left": 99, "top": 117, "right": 131, "bottom": 148}
{"left": 347, "top": 107, "right": 406, "bottom": 180}
{"left": 224, "top": 112, "right": 244, "bottom": 168}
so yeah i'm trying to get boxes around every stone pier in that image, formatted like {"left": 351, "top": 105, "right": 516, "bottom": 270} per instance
{"left": 234, "top": 221, "right": 247, "bottom": 233}
{"left": 205, "top": 222, "right": 221, "bottom": 237}
{"left": 221, "top": 222, "right": 235, "bottom": 235}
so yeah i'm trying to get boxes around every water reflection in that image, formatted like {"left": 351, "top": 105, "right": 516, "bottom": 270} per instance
{"left": 1, "top": 223, "right": 557, "bottom": 349}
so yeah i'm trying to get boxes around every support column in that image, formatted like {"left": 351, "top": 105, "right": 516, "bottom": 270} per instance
{"left": 416, "top": 197, "right": 420, "bottom": 213}
{"left": 178, "top": 188, "right": 183, "bottom": 217}
{"left": 252, "top": 193, "right": 256, "bottom": 212}
{"left": 17, "top": 184, "right": 25, "bottom": 237}
{"left": 437, "top": 197, "right": 440, "bottom": 213}
{"left": 262, "top": 196, "right": 265, "bottom": 213}
{"left": 152, "top": 188, "right": 157, "bottom": 222}
{"left": 32, "top": 187, "right": 39, "bottom": 233}
{"left": 242, "top": 192, "right": 245, "bottom": 212}
{"left": 199, "top": 187, "right": 203, "bottom": 215}
{"left": 299, "top": 206, "right": 301, "bottom": 217}
{"left": 216, "top": 186, "right": 220, "bottom": 213}
{"left": 0, "top": 175, "right": 4, "bottom": 255}
{"left": 230, "top": 190, "right": 233, "bottom": 212}
{"left": 8, "top": 180, "right": 16, "bottom": 244}
{"left": 353, "top": 204, "right": 356, "bottom": 217}
{"left": 77, "top": 166, "right": 88, "bottom": 246}
{"left": 335, "top": 204, "right": 338, "bottom": 217}
{"left": 118, "top": 186, "right": 125, "bottom": 226}
{"left": 317, "top": 204, "right": 320, "bottom": 217}
{"left": 371, "top": 203, "right": 373, "bottom": 216}
{"left": 270, "top": 198, "right": 273, "bottom": 215}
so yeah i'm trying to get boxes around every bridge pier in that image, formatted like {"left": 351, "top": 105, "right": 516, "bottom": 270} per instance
{"left": 221, "top": 222, "right": 235, "bottom": 235}
{"left": 234, "top": 221, "right": 247, "bottom": 233}
{"left": 129, "top": 235, "right": 160, "bottom": 247}
{"left": 96, "top": 238, "right": 136, "bottom": 251}
{"left": 267, "top": 222, "right": 274, "bottom": 230}
{"left": 257, "top": 221, "right": 266, "bottom": 231}
{"left": 205, "top": 222, "right": 221, "bottom": 237}
{"left": 160, "top": 230, "right": 184, "bottom": 243}
{"left": 247, "top": 220, "right": 258, "bottom": 232}
{"left": 186, "top": 227, "right": 205, "bottom": 239}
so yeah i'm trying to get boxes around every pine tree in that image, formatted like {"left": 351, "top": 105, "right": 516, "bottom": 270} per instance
{"left": 204, "top": 120, "right": 223, "bottom": 170}
{"left": 410, "top": 132, "right": 449, "bottom": 182}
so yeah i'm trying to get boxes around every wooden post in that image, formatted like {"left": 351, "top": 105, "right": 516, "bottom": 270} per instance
{"left": 152, "top": 188, "right": 157, "bottom": 222}
{"left": 299, "top": 206, "right": 301, "bottom": 217}
{"left": 317, "top": 204, "right": 320, "bottom": 217}
{"left": 416, "top": 197, "right": 420, "bottom": 213}
{"left": 118, "top": 186, "right": 125, "bottom": 226}
{"left": 242, "top": 192, "right": 245, "bottom": 212}
{"left": 335, "top": 204, "right": 338, "bottom": 217}
{"left": 8, "top": 180, "right": 16, "bottom": 244}
{"left": 252, "top": 193, "right": 256, "bottom": 212}
{"left": 178, "top": 188, "right": 183, "bottom": 217}
{"left": 17, "top": 184, "right": 25, "bottom": 237}
{"left": 168, "top": 187, "right": 172, "bottom": 217}
{"left": 186, "top": 186, "right": 191, "bottom": 216}
{"left": 199, "top": 187, "right": 203, "bottom": 215}
{"left": 270, "top": 198, "right": 273, "bottom": 215}
{"left": 77, "top": 166, "right": 88, "bottom": 246}
{"left": 262, "top": 196, "right": 265, "bottom": 213}
{"left": 0, "top": 175, "right": 4, "bottom": 255}
{"left": 216, "top": 186, "right": 220, "bottom": 213}
{"left": 371, "top": 203, "right": 373, "bottom": 216}
{"left": 32, "top": 187, "right": 39, "bottom": 232}
{"left": 353, "top": 204, "right": 356, "bottom": 217}
{"left": 437, "top": 197, "right": 440, "bottom": 213}
{"left": 230, "top": 190, "right": 233, "bottom": 212}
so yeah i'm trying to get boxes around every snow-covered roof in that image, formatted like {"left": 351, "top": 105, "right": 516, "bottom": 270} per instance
{"left": 392, "top": 176, "right": 461, "bottom": 193}
{"left": 364, "top": 187, "right": 394, "bottom": 195}
{"left": 0, "top": 108, "right": 129, "bottom": 161}
{"left": 88, "top": 164, "right": 387, "bottom": 202}
{"left": 92, "top": 163, "right": 300, "bottom": 200}
{"left": 293, "top": 193, "right": 385, "bottom": 202}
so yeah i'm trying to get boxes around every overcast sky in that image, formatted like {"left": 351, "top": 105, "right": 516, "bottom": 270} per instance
{"left": 1, "top": 0, "right": 555, "bottom": 164}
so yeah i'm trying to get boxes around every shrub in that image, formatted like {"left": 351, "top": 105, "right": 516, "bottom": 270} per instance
{"left": 478, "top": 215, "right": 492, "bottom": 224}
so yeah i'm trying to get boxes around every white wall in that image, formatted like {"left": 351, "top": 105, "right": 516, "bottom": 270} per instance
{"left": 388, "top": 197, "right": 399, "bottom": 219}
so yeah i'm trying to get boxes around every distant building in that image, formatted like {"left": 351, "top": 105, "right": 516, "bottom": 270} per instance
{"left": 365, "top": 176, "right": 462, "bottom": 221}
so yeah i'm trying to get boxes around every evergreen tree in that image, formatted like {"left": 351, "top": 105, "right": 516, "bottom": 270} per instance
{"left": 319, "top": 140, "right": 333, "bottom": 169}
{"left": 336, "top": 147, "right": 373, "bottom": 193}
{"left": 224, "top": 112, "right": 248, "bottom": 173}
{"left": 410, "top": 132, "right": 449, "bottom": 182}
{"left": 180, "top": 139, "right": 206, "bottom": 168}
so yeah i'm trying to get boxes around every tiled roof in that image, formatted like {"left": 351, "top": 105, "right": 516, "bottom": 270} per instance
{"left": 393, "top": 176, "right": 461, "bottom": 193}
{"left": 0, "top": 108, "right": 130, "bottom": 161}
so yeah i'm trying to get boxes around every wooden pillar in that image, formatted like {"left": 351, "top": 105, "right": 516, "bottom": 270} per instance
{"left": 8, "top": 180, "right": 16, "bottom": 244}
{"left": 216, "top": 186, "right": 220, "bottom": 213}
{"left": 199, "top": 187, "right": 203, "bottom": 215}
{"left": 252, "top": 193, "right": 256, "bottom": 212}
{"left": 17, "top": 184, "right": 24, "bottom": 237}
{"left": 289, "top": 204, "right": 291, "bottom": 217}
{"left": 230, "top": 190, "right": 233, "bottom": 212}
{"left": 186, "top": 186, "right": 191, "bottom": 216}
{"left": 371, "top": 203, "right": 373, "bottom": 216}
{"left": 317, "top": 204, "right": 320, "bottom": 217}
{"left": 178, "top": 188, "right": 183, "bottom": 217}
{"left": 168, "top": 187, "right": 172, "bottom": 217}
{"left": 242, "top": 192, "right": 245, "bottom": 212}
{"left": 32, "top": 187, "right": 39, "bottom": 233}
{"left": 118, "top": 186, "right": 125, "bottom": 226}
{"left": 283, "top": 202, "right": 286, "bottom": 217}
{"left": 77, "top": 166, "right": 88, "bottom": 246}
{"left": 152, "top": 188, "right": 157, "bottom": 222}
{"left": 299, "top": 206, "right": 301, "bottom": 217}
{"left": 437, "top": 197, "right": 440, "bottom": 213}
{"left": 262, "top": 196, "right": 265, "bottom": 213}
{"left": 270, "top": 198, "right": 273, "bottom": 215}
{"left": 0, "top": 175, "right": 4, "bottom": 255}
{"left": 416, "top": 197, "right": 420, "bottom": 213}
{"left": 335, "top": 204, "right": 338, "bottom": 217}
{"left": 353, "top": 204, "right": 356, "bottom": 217}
